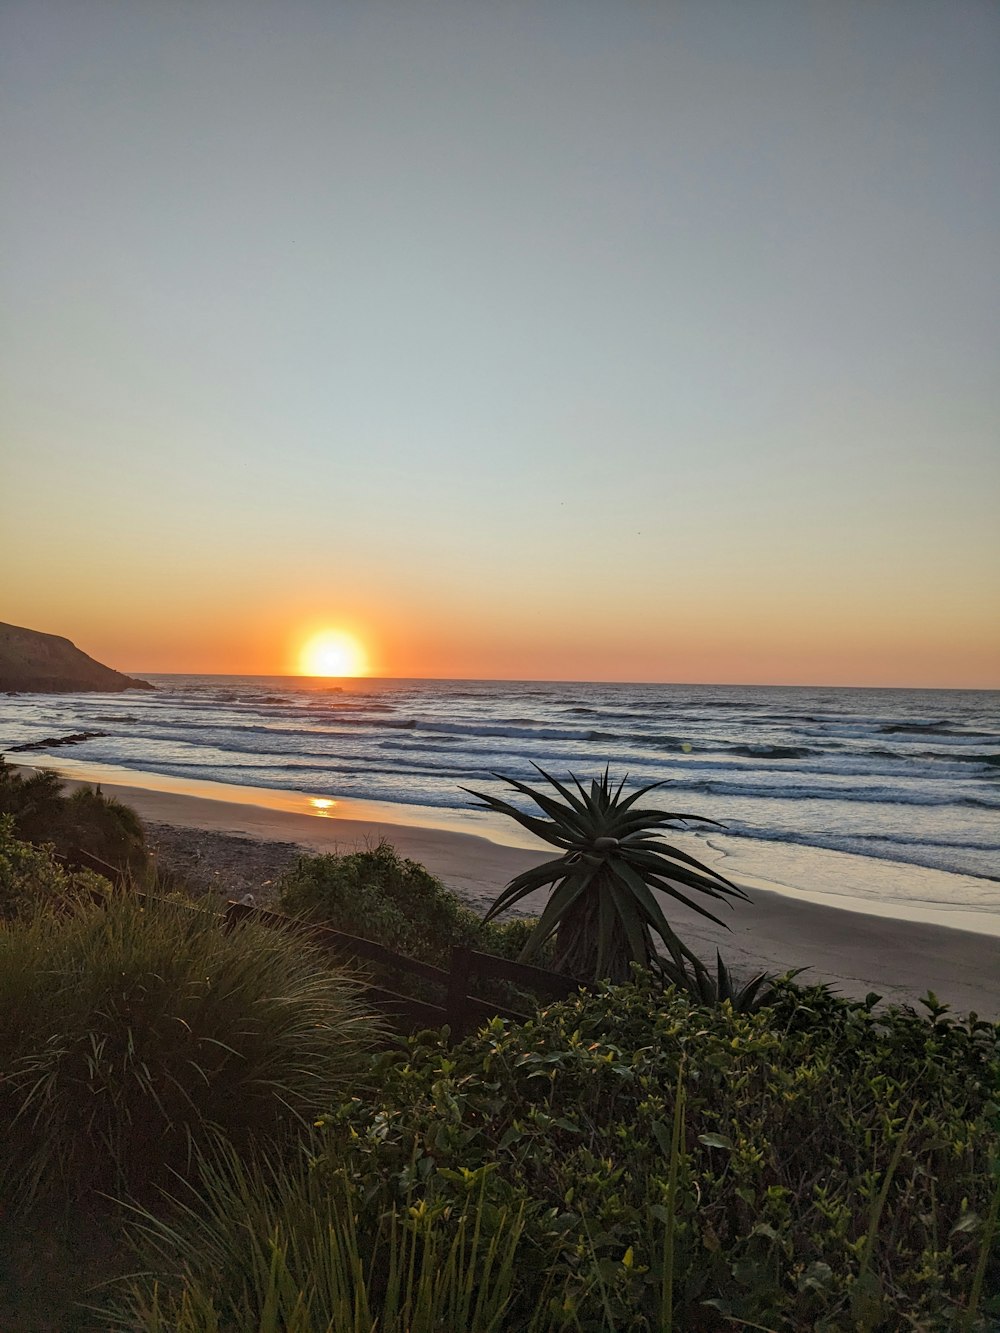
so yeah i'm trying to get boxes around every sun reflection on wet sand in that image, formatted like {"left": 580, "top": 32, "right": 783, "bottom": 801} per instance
{"left": 309, "top": 797, "right": 335, "bottom": 817}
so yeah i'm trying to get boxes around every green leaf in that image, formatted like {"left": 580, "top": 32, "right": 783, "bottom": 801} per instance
{"left": 516, "top": 869, "right": 598, "bottom": 959}
{"left": 698, "top": 1133, "right": 734, "bottom": 1151}
{"left": 606, "top": 873, "right": 653, "bottom": 966}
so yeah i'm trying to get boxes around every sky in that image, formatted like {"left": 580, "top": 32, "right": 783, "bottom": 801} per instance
{"left": 2, "top": 0, "right": 998, "bottom": 687}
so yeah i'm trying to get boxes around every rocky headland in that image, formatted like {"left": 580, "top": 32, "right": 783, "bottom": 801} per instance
{"left": 0, "top": 621, "right": 153, "bottom": 693}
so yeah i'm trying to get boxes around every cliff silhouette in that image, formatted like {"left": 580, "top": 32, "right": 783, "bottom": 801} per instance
{"left": 0, "top": 622, "right": 153, "bottom": 693}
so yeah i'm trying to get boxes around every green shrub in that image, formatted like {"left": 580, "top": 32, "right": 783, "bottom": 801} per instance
{"left": 0, "top": 814, "right": 107, "bottom": 921}
{"left": 0, "top": 760, "right": 63, "bottom": 830}
{"left": 100, "top": 975, "right": 1000, "bottom": 1327}
{"left": 95, "top": 979, "right": 1000, "bottom": 1329}
{"left": 277, "top": 839, "right": 541, "bottom": 969}
{"left": 0, "top": 893, "right": 382, "bottom": 1205}
{"left": 318, "top": 983, "right": 996, "bottom": 1329}
{"left": 0, "top": 759, "right": 148, "bottom": 883}
{"left": 53, "top": 786, "right": 148, "bottom": 880}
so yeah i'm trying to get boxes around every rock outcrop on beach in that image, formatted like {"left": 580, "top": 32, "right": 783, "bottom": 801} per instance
{"left": 0, "top": 621, "right": 154, "bottom": 693}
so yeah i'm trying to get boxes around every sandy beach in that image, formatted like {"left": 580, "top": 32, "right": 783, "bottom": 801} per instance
{"left": 30, "top": 765, "right": 999, "bottom": 1020}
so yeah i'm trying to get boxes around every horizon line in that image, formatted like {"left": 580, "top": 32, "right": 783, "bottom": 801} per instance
{"left": 128, "top": 671, "right": 1000, "bottom": 693}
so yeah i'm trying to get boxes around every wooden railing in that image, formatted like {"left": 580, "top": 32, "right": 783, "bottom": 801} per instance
{"left": 222, "top": 899, "right": 583, "bottom": 1039}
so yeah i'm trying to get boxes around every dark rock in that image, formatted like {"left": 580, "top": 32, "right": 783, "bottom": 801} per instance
{"left": 9, "top": 730, "right": 109, "bottom": 752}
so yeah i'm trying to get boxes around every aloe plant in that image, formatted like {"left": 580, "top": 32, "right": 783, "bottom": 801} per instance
{"left": 464, "top": 767, "right": 750, "bottom": 983}
{"left": 660, "top": 950, "right": 807, "bottom": 1012}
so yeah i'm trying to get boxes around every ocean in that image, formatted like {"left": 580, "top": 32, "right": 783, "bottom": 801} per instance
{"left": 3, "top": 677, "right": 998, "bottom": 922}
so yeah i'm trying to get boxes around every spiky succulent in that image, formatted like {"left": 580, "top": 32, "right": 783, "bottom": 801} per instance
{"left": 464, "top": 767, "right": 751, "bottom": 983}
{"left": 659, "top": 951, "right": 806, "bottom": 1013}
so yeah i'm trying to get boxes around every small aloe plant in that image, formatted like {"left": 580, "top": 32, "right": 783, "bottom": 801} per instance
{"left": 464, "top": 767, "right": 750, "bottom": 983}
{"left": 660, "top": 951, "right": 808, "bottom": 1012}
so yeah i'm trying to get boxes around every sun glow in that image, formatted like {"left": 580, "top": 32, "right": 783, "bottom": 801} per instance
{"left": 298, "top": 630, "right": 368, "bottom": 677}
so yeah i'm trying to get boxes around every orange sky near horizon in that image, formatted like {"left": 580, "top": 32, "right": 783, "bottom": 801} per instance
{"left": 5, "top": 578, "right": 998, "bottom": 690}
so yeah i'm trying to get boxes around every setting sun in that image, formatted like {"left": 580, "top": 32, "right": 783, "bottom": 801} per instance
{"left": 298, "top": 630, "right": 368, "bottom": 677}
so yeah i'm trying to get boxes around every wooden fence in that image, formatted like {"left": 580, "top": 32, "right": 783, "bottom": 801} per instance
{"left": 222, "top": 899, "right": 582, "bottom": 1040}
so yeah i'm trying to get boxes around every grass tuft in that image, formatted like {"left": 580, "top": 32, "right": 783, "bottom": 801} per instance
{"left": 0, "top": 890, "right": 382, "bottom": 1205}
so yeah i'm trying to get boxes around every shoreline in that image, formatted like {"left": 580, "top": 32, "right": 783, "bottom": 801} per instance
{"left": 11, "top": 757, "right": 1000, "bottom": 1018}
{"left": 12, "top": 753, "right": 1000, "bottom": 933}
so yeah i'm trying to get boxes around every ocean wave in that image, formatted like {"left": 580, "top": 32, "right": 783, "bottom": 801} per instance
{"left": 726, "top": 745, "right": 817, "bottom": 760}
{"left": 849, "top": 747, "right": 1000, "bottom": 771}
{"left": 712, "top": 826, "right": 1000, "bottom": 887}
{"left": 675, "top": 779, "right": 1000, "bottom": 810}
{"left": 306, "top": 699, "right": 396, "bottom": 712}
{"left": 878, "top": 721, "right": 998, "bottom": 739}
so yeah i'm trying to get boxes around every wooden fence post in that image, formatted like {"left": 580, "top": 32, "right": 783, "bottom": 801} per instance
{"left": 222, "top": 900, "right": 247, "bottom": 933}
{"left": 447, "top": 946, "right": 474, "bottom": 1042}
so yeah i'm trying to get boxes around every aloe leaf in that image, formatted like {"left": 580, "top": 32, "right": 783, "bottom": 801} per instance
{"left": 593, "top": 881, "right": 610, "bottom": 977}
{"left": 716, "top": 950, "right": 728, "bottom": 996}
{"left": 516, "top": 870, "right": 597, "bottom": 960}
{"left": 737, "top": 973, "right": 772, "bottom": 1009}
{"left": 609, "top": 779, "right": 670, "bottom": 814}
{"left": 481, "top": 872, "right": 558, "bottom": 923}
{"left": 618, "top": 805, "right": 725, "bottom": 831}
{"left": 605, "top": 872, "right": 653, "bottom": 966}
{"left": 494, "top": 775, "right": 591, "bottom": 839}
{"left": 638, "top": 858, "right": 747, "bottom": 902}
{"left": 642, "top": 874, "right": 735, "bottom": 929}
{"left": 459, "top": 788, "right": 575, "bottom": 848}
{"left": 529, "top": 764, "right": 591, "bottom": 817}
{"left": 480, "top": 860, "right": 573, "bottom": 923}
{"left": 618, "top": 859, "right": 733, "bottom": 940}
{"left": 624, "top": 841, "right": 744, "bottom": 894}
{"left": 480, "top": 857, "right": 577, "bottom": 915}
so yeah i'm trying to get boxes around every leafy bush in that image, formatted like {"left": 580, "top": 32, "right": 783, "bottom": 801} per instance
{"left": 0, "top": 758, "right": 148, "bottom": 883}
{"left": 316, "top": 983, "right": 995, "bottom": 1329}
{"left": 0, "top": 761, "right": 63, "bottom": 829}
{"left": 53, "top": 786, "right": 148, "bottom": 880}
{"left": 0, "top": 893, "right": 382, "bottom": 1205}
{"left": 0, "top": 814, "right": 107, "bottom": 921}
{"left": 277, "top": 839, "right": 540, "bottom": 970}
{"left": 90, "top": 979, "right": 1000, "bottom": 1329}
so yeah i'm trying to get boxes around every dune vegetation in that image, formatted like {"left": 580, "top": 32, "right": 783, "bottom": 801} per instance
{"left": 0, "top": 771, "right": 996, "bottom": 1331}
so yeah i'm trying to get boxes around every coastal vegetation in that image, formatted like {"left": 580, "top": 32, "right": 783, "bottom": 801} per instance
{"left": 0, "top": 774, "right": 997, "bottom": 1330}
{"left": 120, "top": 980, "right": 1000, "bottom": 1331}
{"left": 468, "top": 767, "right": 749, "bottom": 984}
{"left": 0, "top": 881, "right": 379, "bottom": 1206}
{"left": 1, "top": 757, "right": 149, "bottom": 882}
{"left": 0, "top": 814, "right": 107, "bottom": 922}
{"left": 277, "top": 839, "right": 538, "bottom": 971}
